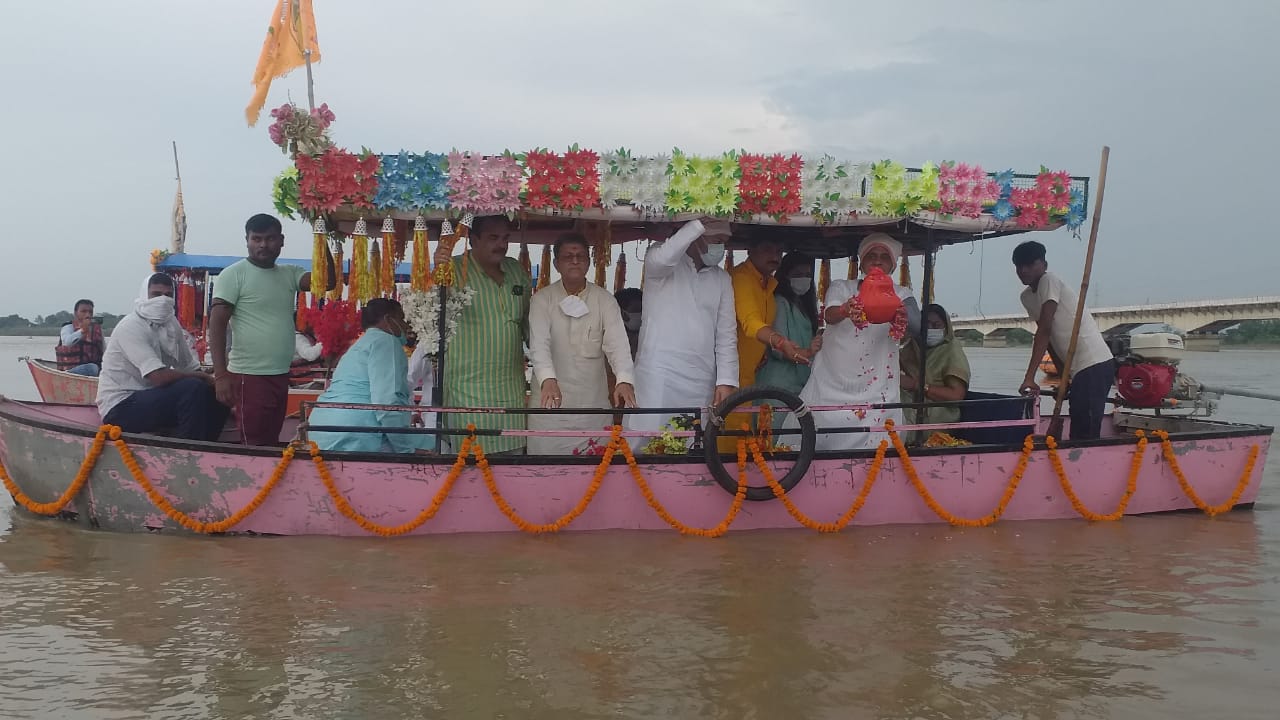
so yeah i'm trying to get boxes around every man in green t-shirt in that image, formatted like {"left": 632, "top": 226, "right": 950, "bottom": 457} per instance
{"left": 209, "top": 213, "right": 333, "bottom": 445}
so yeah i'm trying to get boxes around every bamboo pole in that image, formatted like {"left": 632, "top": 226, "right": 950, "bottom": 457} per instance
{"left": 1047, "top": 146, "right": 1110, "bottom": 439}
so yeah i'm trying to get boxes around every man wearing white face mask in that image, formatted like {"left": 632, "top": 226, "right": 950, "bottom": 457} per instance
{"left": 626, "top": 218, "right": 738, "bottom": 450}
{"left": 96, "top": 273, "right": 229, "bottom": 440}
{"left": 527, "top": 233, "right": 636, "bottom": 455}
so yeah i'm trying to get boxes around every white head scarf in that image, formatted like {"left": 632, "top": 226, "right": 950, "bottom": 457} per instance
{"left": 135, "top": 273, "right": 185, "bottom": 358}
{"left": 858, "top": 232, "right": 902, "bottom": 269}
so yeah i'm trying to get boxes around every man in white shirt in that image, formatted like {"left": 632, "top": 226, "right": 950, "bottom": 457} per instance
{"left": 96, "top": 273, "right": 229, "bottom": 440}
{"left": 626, "top": 218, "right": 738, "bottom": 449}
{"left": 1013, "top": 241, "right": 1115, "bottom": 440}
{"left": 528, "top": 232, "right": 637, "bottom": 455}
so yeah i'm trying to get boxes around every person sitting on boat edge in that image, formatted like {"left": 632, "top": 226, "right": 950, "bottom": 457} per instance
{"left": 308, "top": 299, "right": 434, "bottom": 454}
{"left": 56, "top": 298, "right": 105, "bottom": 377}
{"left": 528, "top": 232, "right": 636, "bottom": 456}
{"left": 625, "top": 218, "right": 738, "bottom": 450}
{"left": 785, "top": 233, "right": 917, "bottom": 452}
{"left": 755, "top": 252, "right": 822, "bottom": 425}
{"left": 95, "top": 273, "right": 228, "bottom": 441}
{"left": 209, "top": 213, "right": 336, "bottom": 447}
{"left": 1013, "top": 240, "right": 1115, "bottom": 440}
{"left": 433, "top": 215, "right": 532, "bottom": 455}
{"left": 900, "top": 303, "right": 971, "bottom": 438}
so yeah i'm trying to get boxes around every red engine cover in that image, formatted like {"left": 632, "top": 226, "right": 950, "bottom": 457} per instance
{"left": 1116, "top": 363, "right": 1176, "bottom": 407}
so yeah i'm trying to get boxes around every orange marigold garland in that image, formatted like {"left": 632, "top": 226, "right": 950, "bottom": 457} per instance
{"left": 1153, "top": 430, "right": 1259, "bottom": 516}
{"left": 370, "top": 239, "right": 383, "bottom": 299}
{"left": 310, "top": 436, "right": 472, "bottom": 536}
{"left": 329, "top": 237, "right": 345, "bottom": 301}
{"left": 480, "top": 426, "right": 623, "bottom": 533}
{"left": 350, "top": 219, "right": 369, "bottom": 302}
{"left": 113, "top": 426, "right": 294, "bottom": 533}
{"left": 380, "top": 217, "right": 396, "bottom": 297}
{"left": 619, "top": 435, "right": 747, "bottom": 537}
{"left": 0, "top": 427, "right": 109, "bottom": 515}
{"left": 1046, "top": 432, "right": 1142, "bottom": 521}
{"left": 889, "top": 420, "right": 1033, "bottom": 527}
{"left": 818, "top": 258, "right": 831, "bottom": 306}
{"left": 311, "top": 217, "right": 328, "bottom": 307}
{"left": 410, "top": 215, "right": 430, "bottom": 291}
{"left": 613, "top": 253, "right": 627, "bottom": 293}
{"left": 754, "top": 436, "right": 888, "bottom": 533}
{"left": 537, "top": 243, "right": 552, "bottom": 290}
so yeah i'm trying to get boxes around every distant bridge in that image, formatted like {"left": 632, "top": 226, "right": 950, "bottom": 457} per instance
{"left": 951, "top": 296, "right": 1280, "bottom": 349}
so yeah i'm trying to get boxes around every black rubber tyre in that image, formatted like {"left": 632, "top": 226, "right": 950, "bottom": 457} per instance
{"left": 703, "top": 385, "right": 818, "bottom": 502}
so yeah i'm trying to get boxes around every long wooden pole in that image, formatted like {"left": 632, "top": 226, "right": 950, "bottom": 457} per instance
{"left": 304, "top": 49, "right": 315, "bottom": 112}
{"left": 1048, "top": 146, "right": 1110, "bottom": 438}
{"left": 171, "top": 140, "right": 181, "bottom": 181}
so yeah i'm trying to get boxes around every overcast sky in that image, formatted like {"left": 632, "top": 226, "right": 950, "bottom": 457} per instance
{"left": 1, "top": 0, "right": 1275, "bottom": 319}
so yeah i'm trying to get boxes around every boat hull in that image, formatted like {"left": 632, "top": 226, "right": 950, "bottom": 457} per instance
{"left": 24, "top": 358, "right": 321, "bottom": 416}
{"left": 1, "top": 399, "right": 1271, "bottom": 536}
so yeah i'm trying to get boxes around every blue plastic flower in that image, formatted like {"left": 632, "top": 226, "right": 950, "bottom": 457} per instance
{"left": 992, "top": 199, "right": 1016, "bottom": 221}
{"left": 993, "top": 169, "right": 1016, "bottom": 200}
{"left": 375, "top": 151, "right": 449, "bottom": 211}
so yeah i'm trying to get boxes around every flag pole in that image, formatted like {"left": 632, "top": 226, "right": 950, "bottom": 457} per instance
{"left": 304, "top": 49, "right": 315, "bottom": 112}
{"left": 171, "top": 141, "right": 181, "bottom": 181}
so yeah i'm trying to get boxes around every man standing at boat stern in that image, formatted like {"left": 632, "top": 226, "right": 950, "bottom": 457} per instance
{"left": 1013, "top": 240, "right": 1115, "bottom": 440}
{"left": 210, "top": 213, "right": 331, "bottom": 446}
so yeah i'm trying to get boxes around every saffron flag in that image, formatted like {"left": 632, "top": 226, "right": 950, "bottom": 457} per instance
{"left": 171, "top": 180, "right": 188, "bottom": 254}
{"left": 245, "top": 0, "right": 321, "bottom": 126}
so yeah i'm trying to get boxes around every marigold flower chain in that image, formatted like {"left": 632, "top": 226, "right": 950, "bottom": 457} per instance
{"left": 1153, "top": 430, "right": 1258, "bottom": 516}
{"left": 0, "top": 427, "right": 108, "bottom": 515}
{"left": 1045, "top": 432, "right": 1142, "bottom": 521}
{"left": 752, "top": 437, "right": 888, "bottom": 533}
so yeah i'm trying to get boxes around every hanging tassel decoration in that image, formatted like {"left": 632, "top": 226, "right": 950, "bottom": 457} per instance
{"left": 818, "top": 258, "right": 831, "bottom": 306}
{"left": 899, "top": 256, "right": 911, "bottom": 288}
{"left": 847, "top": 254, "right": 859, "bottom": 279}
{"left": 411, "top": 215, "right": 429, "bottom": 291}
{"left": 433, "top": 219, "right": 457, "bottom": 287}
{"left": 380, "top": 218, "right": 396, "bottom": 297}
{"left": 455, "top": 213, "right": 474, "bottom": 287}
{"left": 369, "top": 240, "right": 383, "bottom": 302}
{"left": 295, "top": 291, "right": 307, "bottom": 332}
{"left": 537, "top": 243, "right": 552, "bottom": 291}
{"left": 311, "top": 217, "right": 328, "bottom": 309}
{"left": 613, "top": 253, "right": 627, "bottom": 293}
{"left": 592, "top": 228, "right": 609, "bottom": 287}
{"left": 351, "top": 218, "right": 368, "bottom": 304}
{"left": 724, "top": 248, "right": 734, "bottom": 271}
{"left": 329, "top": 237, "right": 344, "bottom": 301}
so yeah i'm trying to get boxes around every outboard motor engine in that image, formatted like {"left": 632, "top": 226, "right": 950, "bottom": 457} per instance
{"left": 1114, "top": 332, "right": 1185, "bottom": 408}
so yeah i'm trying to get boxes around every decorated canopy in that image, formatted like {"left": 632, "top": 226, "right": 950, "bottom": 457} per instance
{"left": 266, "top": 103, "right": 1090, "bottom": 256}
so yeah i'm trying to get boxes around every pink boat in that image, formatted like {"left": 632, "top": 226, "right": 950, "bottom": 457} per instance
{"left": 0, "top": 394, "right": 1269, "bottom": 536}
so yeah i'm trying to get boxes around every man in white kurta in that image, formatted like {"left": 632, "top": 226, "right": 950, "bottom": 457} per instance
{"left": 792, "top": 233, "right": 916, "bottom": 451}
{"left": 528, "top": 234, "right": 637, "bottom": 455}
{"left": 625, "top": 219, "right": 739, "bottom": 450}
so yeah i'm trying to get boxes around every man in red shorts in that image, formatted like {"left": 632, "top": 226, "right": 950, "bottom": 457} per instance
{"left": 209, "top": 213, "right": 333, "bottom": 445}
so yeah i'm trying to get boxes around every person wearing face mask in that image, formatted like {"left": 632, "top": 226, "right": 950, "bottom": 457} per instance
{"left": 527, "top": 233, "right": 637, "bottom": 455}
{"left": 755, "top": 253, "right": 822, "bottom": 408}
{"left": 96, "top": 273, "right": 228, "bottom": 440}
{"left": 307, "top": 299, "right": 434, "bottom": 453}
{"left": 614, "top": 288, "right": 643, "bottom": 358}
{"left": 785, "top": 233, "right": 919, "bottom": 451}
{"left": 625, "top": 218, "right": 738, "bottom": 450}
{"left": 729, "top": 237, "right": 812, "bottom": 389}
{"left": 900, "top": 304, "right": 971, "bottom": 430}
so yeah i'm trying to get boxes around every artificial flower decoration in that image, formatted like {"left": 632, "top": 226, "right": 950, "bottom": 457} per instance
{"left": 868, "top": 160, "right": 939, "bottom": 216}
{"left": 296, "top": 148, "right": 381, "bottom": 213}
{"left": 401, "top": 286, "right": 477, "bottom": 357}
{"left": 304, "top": 299, "right": 361, "bottom": 359}
{"left": 936, "top": 162, "right": 1000, "bottom": 218}
{"left": 524, "top": 145, "right": 602, "bottom": 212}
{"left": 1064, "top": 189, "right": 1087, "bottom": 230}
{"left": 374, "top": 152, "right": 449, "bottom": 212}
{"left": 801, "top": 154, "right": 870, "bottom": 221}
{"left": 272, "top": 166, "right": 301, "bottom": 219}
{"left": 991, "top": 199, "right": 1017, "bottom": 221}
{"left": 665, "top": 149, "right": 740, "bottom": 216}
{"left": 1009, "top": 167, "right": 1073, "bottom": 228}
{"left": 736, "top": 153, "right": 803, "bottom": 219}
{"left": 267, "top": 102, "right": 335, "bottom": 157}
{"left": 446, "top": 152, "right": 523, "bottom": 215}
{"left": 598, "top": 148, "right": 670, "bottom": 214}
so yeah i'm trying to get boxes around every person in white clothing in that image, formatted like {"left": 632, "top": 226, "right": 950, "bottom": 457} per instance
{"left": 406, "top": 338, "right": 436, "bottom": 440}
{"left": 626, "top": 218, "right": 738, "bottom": 450}
{"left": 528, "top": 233, "right": 637, "bottom": 455}
{"left": 789, "top": 233, "right": 916, "bottom": 451}
{"left": 1013, "top": 240, "right": 1115, "bottom": 440}
{"left": 293, "top": 330, "right": 324, "bottom": 364}
{"left": 96, "top": 273, "right": 229, "bottom": 440}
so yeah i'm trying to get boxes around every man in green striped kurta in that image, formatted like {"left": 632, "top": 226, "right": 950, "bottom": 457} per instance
{"left": 437, "top": 217, "right": 532, "bottom": 454}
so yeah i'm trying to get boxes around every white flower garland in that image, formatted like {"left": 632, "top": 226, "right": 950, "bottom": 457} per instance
{"left": 401, "top": 285, "right": 477, "bottom": 356}
{"left": 599, "top": 149, "right": 670, "bottom": 216}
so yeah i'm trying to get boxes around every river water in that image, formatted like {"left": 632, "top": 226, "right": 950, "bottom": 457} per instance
{"left": 1, "top": 336, "right": 1277, "bottom": 719}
